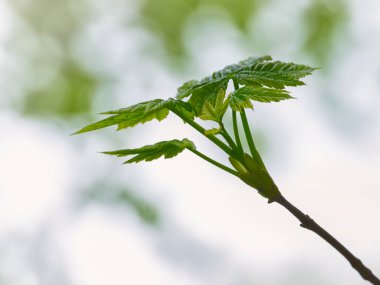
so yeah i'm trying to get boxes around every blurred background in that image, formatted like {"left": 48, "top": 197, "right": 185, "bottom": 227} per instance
{"left": 0, "top": 0, "right": 379, "bottom": 284}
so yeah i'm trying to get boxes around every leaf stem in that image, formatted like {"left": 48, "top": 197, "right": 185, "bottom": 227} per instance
{"left": 170, "top": 109, "right": 235, "bottom": 157}
{"left": 240, "top": 110, "right": 257, "bottom": 157}
{"left": 232, "top": 78, "right": 240, "bottom": 90}
{"left": 240, "top": 110, "right": 266, "bottom": 168}
{"left": 187, "top": 147, "right": 239, "bottom": 177}
{"left": 220, "top": 123, "right": 238, "bottom": 150}
{"left": 273, "top": 193, "right": 380, "bottom": 285}
{"left": 232, "top": 79, "right": 264, "bottom": 166}
{"left": 232, "top": 110, "right": 243, "bottom": 155}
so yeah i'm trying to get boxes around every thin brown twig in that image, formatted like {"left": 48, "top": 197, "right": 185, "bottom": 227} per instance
{"left": 272, "top": 193, "right": 380, "bottom": 285}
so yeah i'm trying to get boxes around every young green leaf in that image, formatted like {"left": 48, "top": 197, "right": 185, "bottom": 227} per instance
{"left": 73, "top": 99, "right": 194, "bottom": 134}
{"left": 176, "top": 56, "right": 315, "bottom": 118}
{"left": 176, "top": 56, "right": 271, "bottom": 99}
{"left": 188, "top": 80, "right": 228, "bottom": 115}
{"left": 103, "top": 139, "right": 196, "bottom": 163}
{"left": 176, "top": 56, "right": 315, "bottom": 100}
{"left": 235, "top": 60, "right": 316, "bottom": 89}
{"left": 229, "top": 86, "right": 293, "bottom": 112}
{"left": 198, "top": 88, "right": 229, "bottom": 122}
{"left": 204, "top": 127, "right": 222, "bottom": 136}
{"left": 229, "top": 92, "right": 253, "bottom": 112}
{"left": 177, "top": 80, "right": 200, "bottom": 99}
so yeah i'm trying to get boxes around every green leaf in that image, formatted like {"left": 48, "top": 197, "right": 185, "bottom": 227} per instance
{"left": 176, "top": 56, "right": 316, "bottom": 99}
{"left": 73, "top": 98, "right": 194, "bottom": 134}
{"left": 176, "top": 56, "right": 270, "bottom": 99}
{"left": 198, "top": 87, "right": 230, "bottom": 122}
{"left": 176, "top": 56, "right": 316, "bottom": 117}
{"left": 177, "top": 80, "right": 199, "bottom": 99}
{"left": 229, "top": 86, "right": 293, "bottom": 111}
{"left": 116, "top": 99, "right": 170, "bottom": 130}
{"left": 229, "top": 92, "right": 253, "bottom": 112}
{"left": 103, "top": 139, "right": 196, "bottom": 163}
{"left": 188, "top": 80, "right": 228, "bottom": 115}
{"left": 204, "top": 127, "right": 222, "bottom": 136}
{"left": 167, "top": 99, "right": 195, "bottom": 120}
{"left": 235, "top": 60, "right": 316, "bottom": 89}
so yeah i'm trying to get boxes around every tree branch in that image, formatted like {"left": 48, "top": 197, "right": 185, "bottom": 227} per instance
{"left": 273, "top": 193, "right": 380, "bottom": 285}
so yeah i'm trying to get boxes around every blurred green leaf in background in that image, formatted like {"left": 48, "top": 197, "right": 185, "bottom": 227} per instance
{"left": 301, "top": 0, "right": 349, "bottom": 65}
{"left": 82, "top": 182, "right": 160, "bottom": 227}
{"left": 139, "top": 0, "right": 261, "bottom": 62}
{"left": 24, "top": 61, "right": 98, "bottom": 116}
{"left": 6, "top": 0, "right": 100, "bottom": 117}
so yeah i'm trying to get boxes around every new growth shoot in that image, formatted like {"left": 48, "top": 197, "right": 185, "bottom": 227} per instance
{"left": 75, "top": 56, "right": 380, "bottom": 284}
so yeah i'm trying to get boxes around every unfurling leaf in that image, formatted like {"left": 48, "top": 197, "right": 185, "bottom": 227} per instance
{"left": 103, "top": 139, "right": 196, "bottom": 163}
{"left": 176, "top": 56, "right": 315, "bottom": 98}
{"left": 198, "top": 88, "right": 230, "bottom": 122}
{"left": 229, "top": 86, "right": 293, "bottom": 111}
{"left": 204, "top": 127, "right": 222, "bottom": 136}
{"left": 73, "top": 99, "right": 194, "bottom": 134}
{"left": 229, "top": 157, "right": 248, "bottom": 174}
{"left": 188, "top": 80, "right": 228, "bottom": 115}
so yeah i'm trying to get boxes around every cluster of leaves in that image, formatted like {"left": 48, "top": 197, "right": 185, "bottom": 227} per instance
{"left": 177, "top": 56, "right": 314, "bottom": 118}
{"left": 76, "top": 56, "right": 316, "bottom": 200}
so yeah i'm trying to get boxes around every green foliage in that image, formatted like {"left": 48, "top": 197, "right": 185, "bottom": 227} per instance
{"left": 177, "top": 56, "right": 269, "bottom": 99}
{"left": 177, "top": 56, "right": 315, "bottom": 117}
{"left": 9, "top": 0, "right": 95, "bottom": 119}
{"left": 234, "top": 59, "right": 316, "bottom": 89}
{"left": 197, "top": 86, "right": 229, "bottom": 122}
{"left": 188, "top": 81, "right": 228, "bottom": 116}
{"left": 76, "top": 55, "right": 316, "bottom": 201}
{"left": 177, "top": 56, "right": 315, "bottom": 96}
{"left": 229, "top": 86, "right": 293, "bottom": 112}
{"left": 74, "top": 98, "right": 194, "bottom": 134}
{"left": 103, "top": 139, "right": 196, "bottom": 163}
